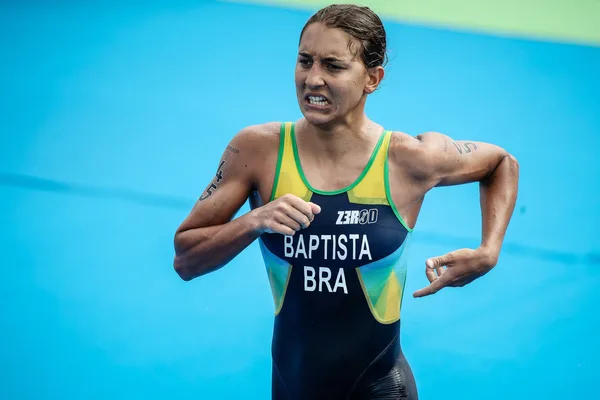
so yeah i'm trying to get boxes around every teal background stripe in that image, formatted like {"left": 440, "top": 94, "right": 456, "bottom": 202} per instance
{"left": 226, "top": 0, "right": 600, "bottom": 46}
{"left": 1, "top": 1, "right": 598, "bottom": 399}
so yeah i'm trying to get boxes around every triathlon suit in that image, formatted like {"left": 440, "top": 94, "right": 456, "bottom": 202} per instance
{"left": 259, "top": 122, "right": 418, "bottom": 399}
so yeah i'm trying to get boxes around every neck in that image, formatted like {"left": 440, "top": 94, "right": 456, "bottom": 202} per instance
{"left": 297, "top": 113, "right": 382, "bottom": 160}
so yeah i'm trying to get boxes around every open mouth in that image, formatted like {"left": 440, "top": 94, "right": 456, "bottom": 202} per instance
{"left": 305, "top": 95, "right": 329, "bottom": 107}
{"left": 304, "top": 93, "right": 331, "bottom": 111}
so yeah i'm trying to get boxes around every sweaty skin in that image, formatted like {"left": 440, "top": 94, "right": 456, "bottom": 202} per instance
{"left": 173, "top": 18, "right": 519, "bottom": 400}
{"left": 173, "top": 121, "right": 518, "bottom": 285}
{"left": 174, "top": 22, "right": 518, "bottom": 290}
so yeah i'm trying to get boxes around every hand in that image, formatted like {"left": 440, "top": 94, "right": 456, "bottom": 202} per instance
{"left": 253, "top": 194, "right": 321, "bottom": 236}
{"left": 412, "top": 247, "right": 498, "bottom": 298}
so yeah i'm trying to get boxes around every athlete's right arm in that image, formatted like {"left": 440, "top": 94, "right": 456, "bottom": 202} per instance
{"left": 173, "top": 125, "right": 321, "bottom": 281}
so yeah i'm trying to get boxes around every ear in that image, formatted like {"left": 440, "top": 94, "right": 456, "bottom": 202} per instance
{"left": 364, "top": 66, "right": 384, "bottom": 94}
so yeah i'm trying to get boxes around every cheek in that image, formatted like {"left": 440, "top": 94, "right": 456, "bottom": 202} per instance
{"left": 294, "top": 67, "right": 304, "bottom": 87}
{"left": 341, "top": 77, "right": 364, "bottom": 99}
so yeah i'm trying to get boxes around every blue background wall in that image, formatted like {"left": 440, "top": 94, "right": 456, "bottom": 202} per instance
{"left": 1, "top": 1, "right": 599, "bottom": 398}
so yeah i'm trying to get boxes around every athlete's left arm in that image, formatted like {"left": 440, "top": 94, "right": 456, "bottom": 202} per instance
{"left": 410, "top": 131, "right": 520, "bottom": 298}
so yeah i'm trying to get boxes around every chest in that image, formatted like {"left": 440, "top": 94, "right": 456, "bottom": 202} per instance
{"left": 260, "top": 193, "right": 407, "bottom": 269}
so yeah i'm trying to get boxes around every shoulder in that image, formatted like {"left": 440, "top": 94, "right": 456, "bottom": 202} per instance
{"left": 387, "top": 130, "right": 447, "bottom": 180}
{"left": 223, "top": 122, "right": 284, "bottom": 185}
{"left": 230, "top": 121, "right": 282, "bottom": 149}
{"left": 209, "top": 122, "right": 284, "bottom": 170}
{"left": 388, "top": 130, "right": 448, "bottom": 154}
{"left": 226, "top": 121, "right": 283, "bottom": 160}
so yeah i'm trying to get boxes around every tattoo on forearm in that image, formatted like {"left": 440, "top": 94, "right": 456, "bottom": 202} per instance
{"left": 198, "top": 146, "right": 239, "bottom": 201}
{"left": 452, "top": 141, "right": 478, "bottom": 155}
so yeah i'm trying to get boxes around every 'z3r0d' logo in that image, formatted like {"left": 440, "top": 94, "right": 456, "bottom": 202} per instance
{"left": 336, "top": 209, "right": 378, "bottom": 225}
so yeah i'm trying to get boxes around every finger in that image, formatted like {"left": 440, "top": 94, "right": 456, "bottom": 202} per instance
{"left": 425, "top": 258, "right": 445, "bottom": 283}
{"left": 413, "top": 272, "right": 452, "bottom": 298}
{"left": 428, "top": 257, "right": 445, "bottom": 278}
{"left": 285, "top": 206, "right": 312, "bottom": 229}
{"left": 266, "top": 220, "right": 296, "bottom": 236}
{"left": 277, "top": 213, "right": 303, "bottom": 232}
{"left": 275, "top": 223, "right": 297, "bottom": 236}
{"left": 426, "top": 253, "right": 453, "bottom": 269}
{"left": 425, "top": 260, "right": 437, "bottom": 283}
{"left": 286, "top": 197, "right": 316, "bottom": 222}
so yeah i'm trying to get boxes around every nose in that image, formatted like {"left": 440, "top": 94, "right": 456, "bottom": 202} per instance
{"left": 305, "top": 63, "right": 325, "bottom": 88}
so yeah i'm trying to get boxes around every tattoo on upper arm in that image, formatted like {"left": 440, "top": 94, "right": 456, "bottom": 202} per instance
{"left": 452, "top": 141, "right": 478, "bottom": 155}
{"left": 199, "top": 160, "right": 224, "bottom": 201}
{"left": 198, "top": 145, "right": 239, "bottom": 201}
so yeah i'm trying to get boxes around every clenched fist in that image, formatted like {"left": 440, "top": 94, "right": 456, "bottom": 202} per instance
{"left": 252, "top": 194, "right": 321, "bottom": 236}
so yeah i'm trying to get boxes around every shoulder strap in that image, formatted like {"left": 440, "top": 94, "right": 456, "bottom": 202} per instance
{"left": 346, "top": 130, "right": 392, "bottom": 206}
{"left": 270, "top": 122, "right": 312, "bottom": 202}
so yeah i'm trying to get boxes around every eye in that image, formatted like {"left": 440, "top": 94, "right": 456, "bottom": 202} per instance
{"left": 327, "top": 63, "right": 343, "bottom": 71}
{"left": 298, "top": 58, "right": 312, "bottom": 68}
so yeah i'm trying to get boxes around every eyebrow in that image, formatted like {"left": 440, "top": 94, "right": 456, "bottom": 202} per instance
{"left": 298, "top": 52, "right": 347, "bottom": 63}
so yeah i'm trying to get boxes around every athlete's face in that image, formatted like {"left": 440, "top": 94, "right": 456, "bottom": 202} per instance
{"left": 295, "top": 23, "right": 383, "bottom": 127}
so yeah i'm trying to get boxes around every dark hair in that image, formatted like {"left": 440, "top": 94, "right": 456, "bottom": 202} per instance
{"left": 299, "top": 4, "right": 388, "bottom": 69}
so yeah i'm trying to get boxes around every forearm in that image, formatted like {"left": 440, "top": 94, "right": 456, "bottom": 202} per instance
{"left": 479, "top": 153, "right": 520, "bottom": 261}
{"left": 173, "top": 211, "right": 261, "bottom": 281}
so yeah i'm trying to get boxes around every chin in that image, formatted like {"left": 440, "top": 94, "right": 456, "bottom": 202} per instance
{"left": 299, "top": 106, "right": 336, "bottom": 129}
{"left": 302, "top": 113, "right": 336, "bottom": 129}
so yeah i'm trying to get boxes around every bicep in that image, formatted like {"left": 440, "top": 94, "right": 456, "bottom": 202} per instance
{"left": 416, "top": 132, "right": 508, "bottom": 187}
{"left": 176, "top": 139, "right": 254, "bottom": 233}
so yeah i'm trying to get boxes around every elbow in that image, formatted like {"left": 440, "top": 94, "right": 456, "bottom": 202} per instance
{"left": 173, "top": 247, "right": 214, "bottom": 282}
{"left": 173, "top": 256, "right": 218, "bottom": 281}
{"left": 173, "top": 232, "right": 196, "bottom": 281}
{"left": 173, "top": 254, "right": 195, "bottom": 282}
{"left": 482, "top": 152, "right": 519, "bottom": 184}
{"left": 172, "top": 230, "right": 220, "bottom": 281}
{"left": 505, "top": 152, "right": 520, "bottom": 178}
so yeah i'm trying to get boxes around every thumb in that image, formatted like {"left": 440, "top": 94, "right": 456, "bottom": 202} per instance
{"left": 309, "top": 202, "right": 321, "bottom": 214}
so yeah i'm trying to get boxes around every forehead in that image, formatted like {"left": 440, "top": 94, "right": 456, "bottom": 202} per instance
{"left": 299, "top": 22, "right": 356, "bottom": 59}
